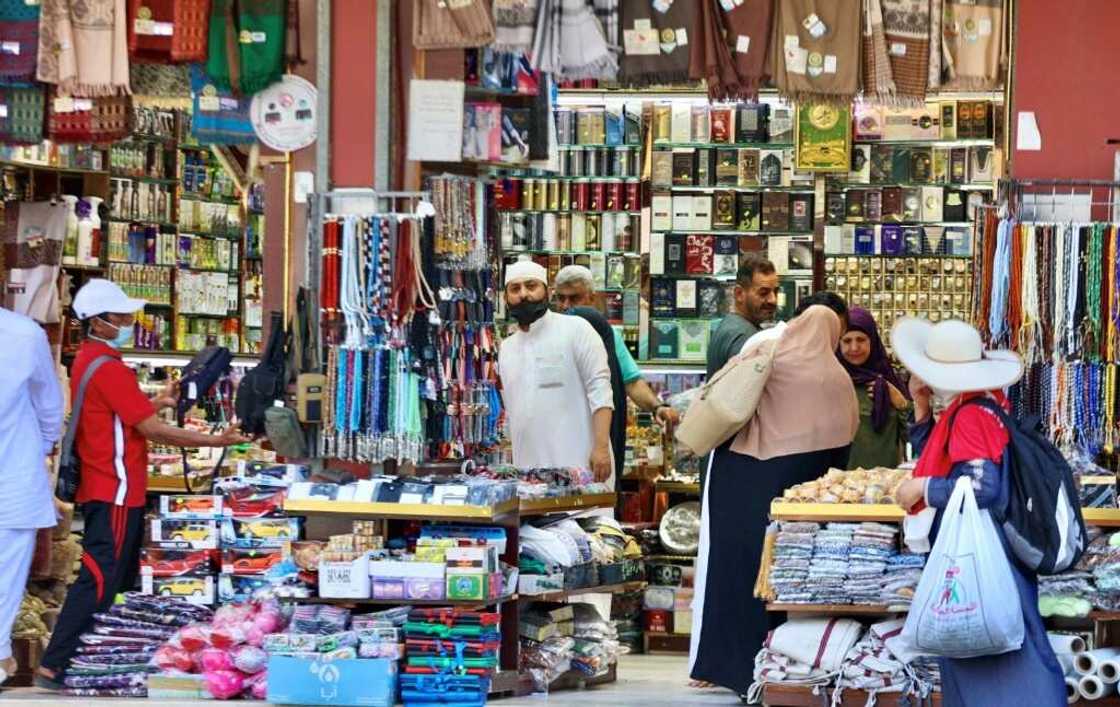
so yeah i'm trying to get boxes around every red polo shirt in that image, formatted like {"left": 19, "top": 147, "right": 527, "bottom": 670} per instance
{"left": 71, "top": 340, "right": 156, "bottom": 507}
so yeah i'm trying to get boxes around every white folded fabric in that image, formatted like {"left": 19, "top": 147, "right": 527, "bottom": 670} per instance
{"left": 766, "top": 617, "right": 864, "bottom": 673}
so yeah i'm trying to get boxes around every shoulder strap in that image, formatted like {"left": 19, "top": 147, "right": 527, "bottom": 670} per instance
{"left": 59, "top": 355, "right": 116, "bottom": 466}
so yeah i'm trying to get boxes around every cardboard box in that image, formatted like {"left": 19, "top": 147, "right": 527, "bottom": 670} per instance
{"left": 142, "top": 575, "right": 215, "bottom": 605}
{"left": 218, "top": 574, "right": 275, "bottom": 603}
{"left": 446, "top": 573, "right": 488, "bottom": 601}
{"left": 149, "top": 519, "right": 219, "bottom": 549}
{"left": 267, "top": 656, "right": 396, "bottom": 707}
{"left": 140, "top": 547, "right": 215, "bottom": 577}
{"left": 159, "top": 494, "right": 223, "bottom": 520}
{"left": 673, "top": 610, "right": 693, "bottom": 635}
{"left": 445, "top": 546, "right": 498, "bottom": 575}
{"left": 220, "top": 517, "right": 301, "bottom": 548}
{"left": 147, "top": 673, "right": 209, "bottom": 700}
{"left": 368, "top": 560, "right": 445, "bottom": 601}
{"left": 319, "top": 556, "right": 371, "bottom": 599}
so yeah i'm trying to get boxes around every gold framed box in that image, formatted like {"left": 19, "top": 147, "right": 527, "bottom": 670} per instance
{"left": 795, "top": 102, "right": 853, "bottom": 173}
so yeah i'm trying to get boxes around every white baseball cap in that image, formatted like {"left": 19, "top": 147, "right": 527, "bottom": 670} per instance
{"left": 72, "top": 278, "right": 146, "bottom": 320}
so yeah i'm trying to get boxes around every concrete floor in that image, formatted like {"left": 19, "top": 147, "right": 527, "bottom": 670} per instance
{"left": 0, "top": 654, "right": 746, "bottom": 706}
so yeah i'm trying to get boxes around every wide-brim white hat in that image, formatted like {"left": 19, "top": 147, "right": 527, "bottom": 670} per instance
{"left": 891, "top": 317, "right": 1023, "bottom": 393}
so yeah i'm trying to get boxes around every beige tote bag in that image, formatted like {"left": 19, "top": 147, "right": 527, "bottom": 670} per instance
{"left": 674, "top": 337, "right": 777, "bottom": 456}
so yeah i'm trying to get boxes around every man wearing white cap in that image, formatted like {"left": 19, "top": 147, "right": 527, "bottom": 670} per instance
{"left": 497, "top": 260, "right": 614, "bottom": 481}
{"left": 37, "top": 279, "right": 250, "bottom": 689}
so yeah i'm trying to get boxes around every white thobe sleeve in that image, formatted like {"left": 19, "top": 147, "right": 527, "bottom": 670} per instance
{"left": 571, "top": 318, "right": 614, "bottom": 413}
{"left": 29, "top": 326, "right": 63, "bottom": 456}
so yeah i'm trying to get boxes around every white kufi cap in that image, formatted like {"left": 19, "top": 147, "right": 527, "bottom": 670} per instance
{"left": 504, "top": 259, "right": 548, "bottom": 287}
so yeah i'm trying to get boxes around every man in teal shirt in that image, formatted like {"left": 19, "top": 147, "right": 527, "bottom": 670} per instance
{"left": 553, "top": 266, "right": 679, "bottom": 429}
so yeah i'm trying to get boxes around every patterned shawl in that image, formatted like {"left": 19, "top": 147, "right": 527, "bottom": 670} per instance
{"left": 128, "top": 0, "right": 174, "bottom": 61}
{"left": 412, "top": 0, "right": 495, "bottom": 50}
{"left": 493, "top": 0, "right": 539, "bottom": 54}
{"left": 0, "top": 84, "right": 44, "bottom": 144}
{"left": 618, "top": 0, "right": 694, "bottom": 88}
{"left": 882, "top": 0, "right": 930, "bottom": 103}
{"left": 0, "top": 0, "right": 40, "bottom": 82}
{"left": 692, "top": 0, "right": 774, "bottom": 101}
{"left": 207, "top": 0, "right": 284, "bottom": 94}
{"left": 189, "top": 63, "right": 255, "bottom": 144}
{"left": 37, "top": 0, "right": 131, "bottom": 96}
{"left": 927, "top": 0, "right": 942, "bottom": 90}
{"left": 942, "top": 0, "right": 1004, "bottom": 90}
{"left": 130, "top": 62, "right": 191, "bottom": 108}
{"left": 770, "top": 0, "right": 861, "bottom": 104}
{"left": 532, "top": 0, "right": 616, "bottom": 81}
{"left": 47, "top": 92, "right": 131, "bottom": 143}
{"left": 862, "top": 0, "right": 895, "bottom": 99}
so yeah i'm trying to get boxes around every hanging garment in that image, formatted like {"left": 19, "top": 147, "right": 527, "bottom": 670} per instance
{"left": 127, "top": 0, "right": 210, "bottom": 62}
{"left": 189, "top": 64, "right": 255, "bottom": 144}
{"left": 412, "top": 0, "right": 495, "bottom": 50}
{"left": 941, "top": 0, "right": 1004, "bottom": 90}
{"left": 0, "top": 84, "right": 44, "bottom": 144}
{"left": 0, "top": 0, "right": 41, "bottom": 82}
{"left": 692, "top": 0, "right": 776, "bottom": 101}
{"left": 862, "top": 0, "right": 895, "bottom": 99}
{"left": 47, "top": 92, "right": 132, "bottom": 143}
{"left": 206, "top": 0, "right": 284, "bottom": 94}
{"left": 617, "top": 0, "right": 694, "bottom": 87}
{"left": 881, "top": 0, "right": 930, "bottom": 102}
{"left": 769, "top": 0, "right": 861, "bottom": 104}
{"left": 927, "top": 0, "right": 942, "bottom": 89}
{"left": 532, "top": 0, "right": 617, "bottom": 81}
{"left": 129, "top": 63, "right": 191, "bottom": 109}
{"left": 37, "top": 0, "right": 131, "bottom": 96}
{"left": 492, "top": 0, "right": 539, "bottom": 55}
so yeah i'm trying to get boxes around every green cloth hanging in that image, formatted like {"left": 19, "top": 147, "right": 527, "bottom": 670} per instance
{"left": 206, "top": 0, "right": 285, "bottom": 95}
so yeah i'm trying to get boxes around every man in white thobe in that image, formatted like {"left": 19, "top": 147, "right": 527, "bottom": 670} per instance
{"left": 497, "top": 260, "right": 614, "bottom": 482}
{"left": 0, "top": 307, "right": 63, "bottom": 682}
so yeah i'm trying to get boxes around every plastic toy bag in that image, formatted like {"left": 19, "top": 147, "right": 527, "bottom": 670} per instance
{"left": 177, "top": 624, "right": 212, "bottom": 651}
{"left": 902, "top": 477, "right": 1025, "bottom": 658}
{"left": 199, "top": 647, "right": 235, "bottom": 672}
{"left": 204, "top": 668, "right": 246, "bottom": 699}
{"left": 153, "top": 644, "right": 194, "bottom": 672}
{"left": 231, "top": 644, "right": 268, "bottom": 674}
{"left": 243, "top": 670, "right": 268, "bottom": 700}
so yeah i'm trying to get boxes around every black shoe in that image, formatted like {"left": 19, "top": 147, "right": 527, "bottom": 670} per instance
{"left": 34, "top": 673, "right": 63, "bottom": 691}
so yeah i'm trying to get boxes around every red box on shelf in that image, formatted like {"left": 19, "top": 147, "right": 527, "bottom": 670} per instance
{"left": 643, "top": 609, "right": 671, "bottom": 633}
{"left": 140, "top": 548, "right": 216, "bottom": 577}
{"left": 222, "top": 486, "right": 286, "bottom": 518}
{"left": 221, "top": 546, "right": 286, "bottom": 576}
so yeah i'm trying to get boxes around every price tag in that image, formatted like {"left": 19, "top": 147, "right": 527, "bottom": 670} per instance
{"left": 52, "top": 96, "right": 75, "bottom": 114}
{"left": 24, "top": 0, "right": 39, "bottom": 6}
{"left": 890, "top": 42, "right": 907, "bottom": 56}
{"left": 675, "top": 27, "right": 688, "bottom": 46}
{"left": 250, "top": 31, "right": 266, "bottom": 43}
{"left": 0, "top": 105, "right": 8, "bottom": 118}
{"left": 0, "top": 41, "right": 20, "bottom": 55}
{"left": 73, "top": 99, "right": 93, "bottom": 111}
{"left": 134, "top": 18, "right": 155, "bottom": 35}
{"left": 199, "top": 95, "right": 220, "bottom": 112}
{"left": 152, "top": 21, "right": 174, "bottom": 36}
{"left": 219, "top": 97, "right": 239, "bottom": 111}
{"left": 736, "top": 35, "right": 751, "bottom": 53}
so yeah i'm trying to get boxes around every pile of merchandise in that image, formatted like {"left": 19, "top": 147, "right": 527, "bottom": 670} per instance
{"left": 400, "top": 609, "right": 499, "bottom": 705}
{"left": 518, "top": 518, "right": 642, "bottom": 596}
{"left": 474, "top": 466, "right": 612, "bottom": 501}
{"left": 749, "top": 617, "right": 941, "bottom": 703}
{"left": 1042, "top": 528, "right": 1120, "bottom": 616}
{"left": 520, "top": 602, "right": 621, "bottom": 692}
{"left": 766, "top": 522, "right": 924, "bottom": 606}
{"left": 62, "top": 593, "right": 211, "bottom": 697}
{"left": 776, "top": 468, "right": 912, "bottom": 505}
{"left": 286, "top": 475, "right": 517, "bottom": 508}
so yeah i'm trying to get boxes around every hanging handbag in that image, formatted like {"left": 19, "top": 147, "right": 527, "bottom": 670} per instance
{"left": 56, "top": 355, "right": 116, "bottom": 502}
{"left": 412, "top": 0, "right": 495, "bottom": 50}
{"left": 674, "top": 336, "right": 778, "bottom": 456}
{"left": 236, "top": 312, "right": 288, "bottom": 435}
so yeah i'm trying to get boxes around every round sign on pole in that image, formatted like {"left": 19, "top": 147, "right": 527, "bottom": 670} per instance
{"left": 249, "top": 74, "right": 318, "bottom": 153}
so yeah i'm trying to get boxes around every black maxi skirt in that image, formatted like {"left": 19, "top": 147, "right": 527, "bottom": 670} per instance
{"left": 689, "top": 443, "right": 851, "bottom": 696}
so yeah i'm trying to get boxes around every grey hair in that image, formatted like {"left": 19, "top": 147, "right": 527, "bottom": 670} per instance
{"left": 554, "top": 264, "right": 594, "bottom": 290}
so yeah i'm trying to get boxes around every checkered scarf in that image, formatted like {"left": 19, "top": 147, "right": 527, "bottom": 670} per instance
{"left": 493, "top": 0, "right": 538, "bottom": 54}
{"left": 882, "top": 0, "right": 930, "bottom": 103}
{"left": 531, "top": 0, "right": 617, "bottom": 81}
{"left": 862, "top": 0, "right": 895, "bottom": 99}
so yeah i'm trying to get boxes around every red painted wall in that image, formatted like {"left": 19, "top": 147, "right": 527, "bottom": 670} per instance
{"left": 1011, "top": 0, "right": 1120, "bottom": 180}
{"left": 330, "top": 0, "right": 378, "bottom": 187}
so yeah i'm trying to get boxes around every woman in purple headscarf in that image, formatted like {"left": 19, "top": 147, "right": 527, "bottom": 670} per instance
{"left": 837, "top": 307, "right": 911, "bottom": 469}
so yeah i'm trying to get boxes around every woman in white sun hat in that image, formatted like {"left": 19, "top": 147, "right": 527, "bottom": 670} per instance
{"left": 890, "top": 317, "right": 1066, "bottom": 707}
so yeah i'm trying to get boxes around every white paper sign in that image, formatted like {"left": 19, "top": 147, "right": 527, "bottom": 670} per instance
{"left": 1016, "top": 111, "right": 1042, "bottom": 151}
{"left": 890, "top": 42, "right": 907, "bottom": 56}
{"left": 407, "top": 79, "right": 465, "bottom": 163}
{"left": 736, "top": 35, "right": 751, "bottom": 53}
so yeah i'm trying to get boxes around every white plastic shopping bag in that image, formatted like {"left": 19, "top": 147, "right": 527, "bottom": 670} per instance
{"left": 902, "top": 476, "right": 1025, "bottom": 659}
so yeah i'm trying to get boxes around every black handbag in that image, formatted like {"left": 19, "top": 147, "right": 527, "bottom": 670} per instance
{"left": 56, "top": 355, "right": 115, "bottom": 502}
{"left": 236, "top": 312, "right": 288, "bottom": 436}
{"left": 176, "top": 345, "right": 233, "bottom": 424}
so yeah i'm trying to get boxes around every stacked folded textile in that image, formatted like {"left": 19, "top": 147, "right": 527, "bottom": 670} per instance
{"left": 833, "top": 619, "right": 936, "bottom": 700}
{"left": 808, "top": 523, "right": 857, "bottom": 604}
{"left": 881, "top": 553, "right": 926, "bottom": 606}
{"left": 770, "top": 522, "right": 819, "bottom": 603}
{"left": 749, "top": 617, "right": 864, "bottom": 702}
{"left": 847, "top": 523, "right": 898, "bottom": 604}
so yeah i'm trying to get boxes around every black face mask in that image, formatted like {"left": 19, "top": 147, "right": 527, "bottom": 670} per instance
{"left": 509, "top": 297, "right": 549, "bottom": 327}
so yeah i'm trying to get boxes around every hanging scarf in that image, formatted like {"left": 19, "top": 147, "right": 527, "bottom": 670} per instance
{"left": 47, "top": 91, "right": 132, "bottom": 143}
{"left": 127, "top": 0, "right": 174, "bottom": 60}
{"left": 941, "top": 0, "right": 1004, "bottom": 90}
{"left": 189, "top": 63, "right": 254, "bottom": 144}
{"left": 0, "top": 84, "right": 44, "bottom": 144}
{"left": 881, "top": 0, "right": 930, "bottom": 103}
{"left": 912, "top": 390, "right": 1010, "bottom": 483}
{"left": 38, "top": 0, "right": 131, "bottom": 96}
{"left": 172, "top": 0, "right": 210, "bottom": 62}
{"left": 617, "top": 0, "right": 694, "bottom": 87}
{"left": 130, "top": 62, "right": 191, "bottom": 108}
{"left": 412, "top": 0, "right": 495, "bottom": 50}
{"left": 861, "top": 0, "right": 895, "bottom": 100}
{"left": 837, "top": 307, "right": 910, "bottom": 432}
{"left": 692, "top": 0, "right": 774, "bottom": 101}
{"left": 206, "top": 0, "right": 284, "bottom": 95}
{"left": 927, "top": 0, "right": 942, "bottom": 90}
{"left": 770, "top": 0, "right": 861, "bottom": 104}
{"left": 0, "top": 0, "right": 40, "bottom": 82}
{"left": 532, "top": 0, "right": 617, "bottom": 81}
{"left": 492, "top": 0, "right": 539, "bottom": 55}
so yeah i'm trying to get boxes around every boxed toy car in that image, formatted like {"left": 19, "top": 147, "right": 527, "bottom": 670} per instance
{"left": 221, "top": 547, "right": 287, "bottom": 576}
{"left": 221, "top": 486, "right": 286, "bottom": 518}
{"left": 140, "top": 547, "right": 216, "bottom": 577}
{"left": 220, "top": 517, "right": 301, "bottom": 548}
{"left": 149, "top": 519, "right": 220, "bottom": 550}
{"left": 141, "top": 575, "right": 215, "bottom": 605}
{"left": 158, "top": 494, "right": 223, "bottom": 520}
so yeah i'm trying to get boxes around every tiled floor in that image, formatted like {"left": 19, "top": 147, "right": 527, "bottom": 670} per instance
{"left": 1, "top": 654, "right": 746, "bottom": 706}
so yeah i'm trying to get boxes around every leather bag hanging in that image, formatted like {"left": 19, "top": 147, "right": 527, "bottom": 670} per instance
{"left": 413, "top": 0, "right": 495, "bottom": 50}
{"left": 674, "top": 337, "right": 777, "bottom": 456}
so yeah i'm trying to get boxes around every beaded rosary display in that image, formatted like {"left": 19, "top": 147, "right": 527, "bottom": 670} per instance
{"left": 980, "top": 216, "right": 1120, "bottom": 458}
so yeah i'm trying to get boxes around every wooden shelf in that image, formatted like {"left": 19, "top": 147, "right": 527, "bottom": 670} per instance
{"left": 283, "top": 498, "right": 519, "bottom": 523}
{"left": 769, "top": 501, "right": 904, "bottom": 522}
{"left": 643, "top": 632, "right": 691, "bottom": 654}
{"left": 764, "top": 684, "right": 941, "bottom": 707}
{"left": 643, "top": 553, "right": 696, "bottom": 562}
{"left": 0, "top": 159, "right": 107, "bottom": 175}
{"left": 521, "top": 581, "right": 646, "bottom": 603}
{"left": 767, "top": 603, "right": 908, "bottom": 615}
{"left": 519, "top": 493, "right": 616, "bottom": 516}
{"left": 1082, "top": 508, "right": 1120, "bottom": 527}
{"left": 282, "top": 594, "right": 517, "bottom": 607}
{"left": 655, "top": 480, "right": 700, "bottom": 495}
